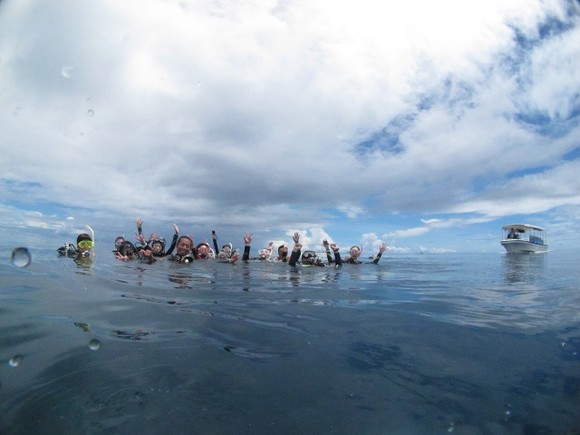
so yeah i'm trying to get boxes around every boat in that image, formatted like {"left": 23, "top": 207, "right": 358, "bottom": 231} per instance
{"left": 501, "top": 224, "right": 548, "bottom": 253}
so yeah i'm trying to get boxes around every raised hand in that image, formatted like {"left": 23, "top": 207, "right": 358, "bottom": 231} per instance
{"left": 135, "top": 233, "right": 146, "bottom": 245}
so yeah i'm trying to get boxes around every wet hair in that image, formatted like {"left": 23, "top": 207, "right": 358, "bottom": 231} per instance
{"left": 278, "top": 245, "right": 288, "bottom": 255}
{"left": 177, "top": 235, "right": 194, "bottom": 246}
{"left": 77, "top": 233, "right": 92, "bottom": 244}
{"left": 119, "top": 241, "right": 138, "bottom": 257}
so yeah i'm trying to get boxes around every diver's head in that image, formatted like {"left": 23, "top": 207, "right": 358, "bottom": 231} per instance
{"left": 278, "top": 244, "right": 288, "bottom": 256}
{"left": 176, "top": 236, "right": 193, "bottom": 257}
{"left": 151, "top": 238, "right": 166, "bottom": 255}
{"left": 301, "top": 250, "right": 318, "bottom": 265}
{"left": 77, "top": 233, "right": 92, "bottom": 245}
{"left": 76, "top": 233, "right": 93, "bottom": 256}
{"left": 221, "top": 243, "right": 232, "bottom": 255}
{"left": 196, "top": 242, "right": 211, "bottom": 259}
{"left": 114, "top": 236, "right": 125, "bottom": 251}
{"left": 119, "top": 241, "right": 138, "bottom": 259}
{"left": 258, "top": 248, "right": 272, "bottom": 260}
{"left": 349, "top": 246, "right": 361, "bottom": 259}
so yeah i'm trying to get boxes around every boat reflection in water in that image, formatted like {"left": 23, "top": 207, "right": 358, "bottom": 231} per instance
{"left": 502, "top": 250, "right": 547, "bottom": 284}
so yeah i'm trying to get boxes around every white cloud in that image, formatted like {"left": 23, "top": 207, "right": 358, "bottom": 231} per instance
{"left": 388, "top": 227, "right": 430, "bottom": 238}
{"left": 1, "top": 0, "right": 579, "bottom": 251}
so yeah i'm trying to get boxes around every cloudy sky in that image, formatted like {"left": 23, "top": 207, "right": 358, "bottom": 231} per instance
{"left": 1, "top": 0, "right": 579, "bottom": 254}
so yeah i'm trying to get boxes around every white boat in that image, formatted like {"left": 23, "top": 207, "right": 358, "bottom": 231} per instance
{"left": 501, "top": 224, "right": 548, "bottom": 253}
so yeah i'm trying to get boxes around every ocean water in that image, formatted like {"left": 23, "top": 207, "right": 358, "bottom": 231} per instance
{"left": 1, "top": 247, "right": 579, "bottom": 434}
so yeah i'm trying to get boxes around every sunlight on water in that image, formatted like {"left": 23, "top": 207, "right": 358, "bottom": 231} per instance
{"left": 11, "top": 247, "right": 31, "bottom": 268}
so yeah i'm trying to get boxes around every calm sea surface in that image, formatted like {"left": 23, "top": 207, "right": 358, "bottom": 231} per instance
{"left": 1, "top": 247, "right": 579, "bottom": 434}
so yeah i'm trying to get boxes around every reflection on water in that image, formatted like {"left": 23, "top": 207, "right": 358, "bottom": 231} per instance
{"left": 1, "top": 252, "right": 579, "bottom": 434}
{"left": 503, "top": 252, "right": 547, "bottom": 284}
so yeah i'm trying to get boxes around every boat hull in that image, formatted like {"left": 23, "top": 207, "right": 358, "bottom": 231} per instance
{"left": 501, "top": 240, "right": 548, "bottom": 253}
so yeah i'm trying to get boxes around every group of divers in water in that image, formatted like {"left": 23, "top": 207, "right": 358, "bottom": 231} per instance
{"left": 58, "top": 218, "right": 389, "bottom": 268}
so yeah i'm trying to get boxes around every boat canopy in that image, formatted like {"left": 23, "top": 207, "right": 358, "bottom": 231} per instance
{"left": 502, "top": 224, "right": 545, "bottom": 232}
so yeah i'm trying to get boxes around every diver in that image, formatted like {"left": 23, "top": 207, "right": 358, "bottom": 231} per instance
{"left": 240, "top": 233, "right": 276, "bottom": 261}
{"left": 343, "top": 243, "right": 388, "bottom": 264}
{"left": 212, "top": 230, "right": 239, "bottom": 263}
{"left": 75, "top": 232, "right": 95, "bottom": 264}
{"left": 299, "top": 238, "right": 342, "bottom": 267}
{"left": 134, "top": 218, "right": 179, "bottom": 257}
{"left": 115, "top": 240, "right": 140, "bottom": 261}
{"left": 57, "top": 242, "right": 77, "bottom": 257}
{"left": 274, "top": 244, "right": 289, "bottom": 262}
{"left": 167, "top": 235, "right": 196, "bottom": 263}
{"left": 113, "top": 236, "right": 126, "bottom": 253}
{"left": 257, "top": 241, "right": 274, "bottom": 261}
{"left": 195, "top": 241, "right": 214, "bottom": 259}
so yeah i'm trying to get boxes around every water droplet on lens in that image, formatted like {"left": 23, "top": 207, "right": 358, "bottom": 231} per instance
{"left": 88, "top": 339, "right": 101, "bottom": 351}
{"left": 61, "top": 66, "right": 74, "bottom": 79}
{"left": 9, "top": 355, "right": 23, "bottom": 367}
{"left": 11, "top": 247, "right": 31, "bottom": 267}
{"left": 87, "top": 109, "right": 94, "bottom": 117}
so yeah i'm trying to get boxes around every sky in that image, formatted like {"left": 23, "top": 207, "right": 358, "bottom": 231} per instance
{"left": 1, "top": 0, "right": 579, "bottom": 255}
